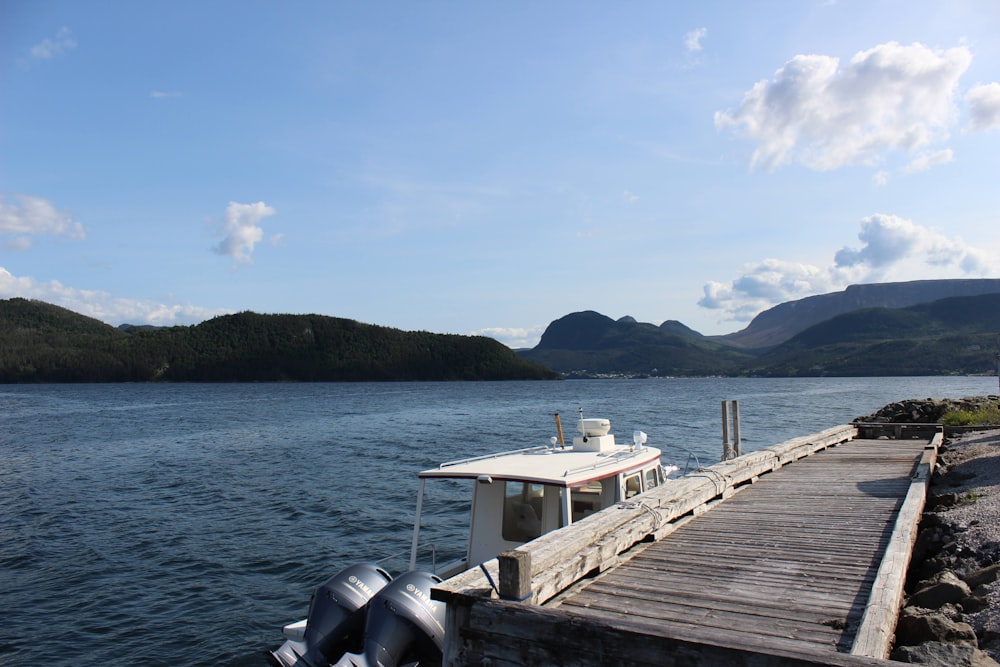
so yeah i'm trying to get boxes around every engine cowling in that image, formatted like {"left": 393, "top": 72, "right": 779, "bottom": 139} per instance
{"left": 334, "top": 571, "right": 446, "bottom": 667}
{"left": 270, "top": 563, "right": 392, "bottom": 667}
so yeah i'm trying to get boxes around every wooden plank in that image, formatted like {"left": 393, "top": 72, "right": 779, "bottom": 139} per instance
{"left": 547, "top": 434, "right": 932, "bottom": 661}
{"left": 565, "top": 582, "right": 863, "bottom": 627}
{"left": 561, "top": 596, "right": 846, "bottom": 646}
{"left": 574, "top": 578, "right": 867, "bottom": 618}
{"left": 850, "top": 433, "right": 940, "bottom": 658}
{"left": 449, "top": 595, "right": 899, "bottom": 667}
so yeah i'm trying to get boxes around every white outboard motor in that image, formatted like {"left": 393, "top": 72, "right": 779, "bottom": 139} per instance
{"left": 333, "top": 571, "right": 446, "bottom": 667}
{"left": 270, "top": 563, "right": 392, "bottom": 667}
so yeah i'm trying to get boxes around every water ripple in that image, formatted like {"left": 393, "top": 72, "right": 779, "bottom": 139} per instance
{"left": 1, "top": 378, "right": 995, "bottom": 665}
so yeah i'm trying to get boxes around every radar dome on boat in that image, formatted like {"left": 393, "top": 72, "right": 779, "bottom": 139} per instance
{"left": 578, "top": 418, "right": 611, "bottom": 437}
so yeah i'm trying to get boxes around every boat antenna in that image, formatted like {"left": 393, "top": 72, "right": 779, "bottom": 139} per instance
{"left": 578, "top": 406, "right": 587, "bottom": 442}
{"left": 554, "top": 412, "right": 565, "bottom": 448}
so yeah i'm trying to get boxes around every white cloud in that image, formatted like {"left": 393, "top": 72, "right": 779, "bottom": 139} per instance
{"left": 213, "top": 201, "right": 276, "bottom": 263}
{"left": 622, "top": 190, "right": 639, "bottom": 204}
{"left": 872, "top": 170, "right": 889, "bottom": 187}
{"left": 835, "top": 213, "right": 991, "bottom": 275}
{"left": 966, "top": 82, "right": 1000, "bottom": 132}
{"left": 150, "top": 91, "right": 183, "bottom": 99}
{"left": 715, "top": 42, "right": 971, "bottom": 171}
{"left": 0, "top": 194, "right": 85, "bottom": 248}
{"left": 684, "top": 28, "right": 707, "bottom": 53}
{"left": 0, "top": 267, "right": 229, "bottom": 326}
{"left": 28, "top": 27, "right": 76, "bottom": 61}
{"left": 700, "top": 213, "right": 994, "bottom": 322}
{"left": 474, "top": 325, "right": 546, "bottom": 349}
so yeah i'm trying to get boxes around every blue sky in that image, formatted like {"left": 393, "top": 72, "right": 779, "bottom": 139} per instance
{"left": 3, "top": 1, "right": 999, "bottom": 348}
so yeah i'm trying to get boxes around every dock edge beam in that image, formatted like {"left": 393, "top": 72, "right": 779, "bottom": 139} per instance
{"left": 850, "top": 427, "right": 942, "bottom": 659}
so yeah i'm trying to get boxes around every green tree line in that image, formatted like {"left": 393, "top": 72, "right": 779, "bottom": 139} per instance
{"left": 0, "top": 299, "right": 558, "bottom": 383}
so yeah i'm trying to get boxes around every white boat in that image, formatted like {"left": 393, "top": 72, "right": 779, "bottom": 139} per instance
{"left": 269, "top": 411, "right": 677, "bottom": 667}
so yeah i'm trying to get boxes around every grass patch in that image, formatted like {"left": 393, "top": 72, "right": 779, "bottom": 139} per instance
{"left": 941, "top": 403, "right": 1000, "bottom": 426}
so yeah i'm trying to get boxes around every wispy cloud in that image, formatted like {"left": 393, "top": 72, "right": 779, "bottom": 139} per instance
{"left": 150, "top": 91, "right": 184, "bottom": 99}
{"left": 966, "top": 82, "right": 1000, "bottom": 132}
{"left": 684, "top": 28, "right": 707, "bottom": 53}
{"left": 700, "top": 213, "right": 993, "bottom": 322}
{"left": 0, "top": 266, "right": 229, "bottom": 326}
{"left": 212, "top": 201, "right": 277, "bottom": 264}
{"left": 716, "top": 42, "right": 971, "bottom": 172}
{"left": 904, "top": 148, "right": 954, "bottom": 173}
{"left": 27, "top": 27, "right": 76, "bottom": 62}
{"left": 0, "top": 194, "right": 85, "bottom": 250}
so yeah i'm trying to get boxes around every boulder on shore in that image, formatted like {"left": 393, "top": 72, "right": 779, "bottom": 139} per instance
{"left": 854, "top": 396, "right": 999, "bottom": 424}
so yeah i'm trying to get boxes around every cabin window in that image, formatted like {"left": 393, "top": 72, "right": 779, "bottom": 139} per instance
{"left": 624, "top": 474, "right": 642, "bottom": 499}
{"left": 570, "top": 481, "right": 603, "bottom": 522}
{"left": 645, "top": 467, "right": 661, "bottom": 490}
{"left": 502, "top": 482, "right": 543, "bottom": 542}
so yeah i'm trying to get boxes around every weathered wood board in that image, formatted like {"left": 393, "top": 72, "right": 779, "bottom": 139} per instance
{"left": 554, "top": 437, "right": 933, "bottom": 657}
{"left": 434, "top": 426, "right": 938, "bottom": 665}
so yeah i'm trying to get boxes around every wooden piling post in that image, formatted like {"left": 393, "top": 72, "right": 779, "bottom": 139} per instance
{"left": 721, "top": 400, "right": 732, "bottom": 460}
{"left": 731, "top": 399, "right": 742, "bottom": 457}
{"left": 498, "top": 549, "right": 532, "bottom": 602}
{"left": 722, "top": 399, "right": 742, "bottom": 460}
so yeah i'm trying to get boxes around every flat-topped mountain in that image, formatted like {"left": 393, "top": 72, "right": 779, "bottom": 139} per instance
{"left": 717, "top": 279, "right": 1000, "bottom": 349}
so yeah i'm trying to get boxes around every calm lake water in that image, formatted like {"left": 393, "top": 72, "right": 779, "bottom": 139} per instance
{"left": 2, "top": 377, "right": 997, "bottom": 666}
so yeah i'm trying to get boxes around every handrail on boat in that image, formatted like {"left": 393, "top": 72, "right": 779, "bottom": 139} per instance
{"left": 434, "top": 445, "right": 553, "bottom": 470}
{"left": 559, "top": 446, "right": 656, "bottom": 478}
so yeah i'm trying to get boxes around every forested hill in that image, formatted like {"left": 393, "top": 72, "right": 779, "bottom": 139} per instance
{"left": 0, "top": 298, "right": 558, "bottom": 383}
{"left": 518, "top": 293, "right": 1000, "bottom": 377}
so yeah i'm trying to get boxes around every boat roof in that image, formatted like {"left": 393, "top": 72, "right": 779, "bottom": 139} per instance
{"left": 419, "top": 443, "right": 663, "bottom": 487}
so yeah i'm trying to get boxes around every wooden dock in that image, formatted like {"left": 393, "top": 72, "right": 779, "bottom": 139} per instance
{"left": 433, "top": 424, "right": 941, "bottom": 666}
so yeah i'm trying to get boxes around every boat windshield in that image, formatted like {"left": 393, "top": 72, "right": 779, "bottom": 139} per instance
{"left": 502, "top": 482, "right": 544, "bottom": 542}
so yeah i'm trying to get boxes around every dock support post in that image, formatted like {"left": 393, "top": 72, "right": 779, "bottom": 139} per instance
{"left": 499, "top": 549, "right": 532, "bottom": 602}
{"left": 721, "top": 399, "right": 741, "bottom": 461}
{"left": 731, "top": 399, "right": 742, "bottom": 458}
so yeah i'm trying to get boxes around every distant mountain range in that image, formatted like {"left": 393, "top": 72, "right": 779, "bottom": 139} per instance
{"left": 3, "top": 279, "right": 999, "bottom": 381}
{"left": 517, "top": 279, "right": 1000, "bottom": 377}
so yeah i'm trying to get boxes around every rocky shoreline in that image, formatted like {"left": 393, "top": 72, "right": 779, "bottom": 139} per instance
{"left": 856, "top": 398, "right": 1000, "bottom": 666}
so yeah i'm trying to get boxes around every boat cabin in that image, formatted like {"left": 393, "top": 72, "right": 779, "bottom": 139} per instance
{"left": 409, "top": 417, "right": 671, "bottom": 575}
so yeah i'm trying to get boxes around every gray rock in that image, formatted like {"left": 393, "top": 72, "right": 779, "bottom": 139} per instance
{"left": 963, "top": 595, "right": 991, "bottom": 613}
{"left": 896, "top": 607, "right": 978, "bottom": 646}
{"left": 890, "top": 642, "right": 998, "bottom": 667}
{"left": 910, "top": 571, "right": 974, "bottom": 609}
{"left": 929, "top": 492, "right": 963, "bottom": 509}
{"left": 964, "top": 564, "right": 1000, "bottom": 589}
{"left": 890, "top": 641, "right": 999, "bottom": 666}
